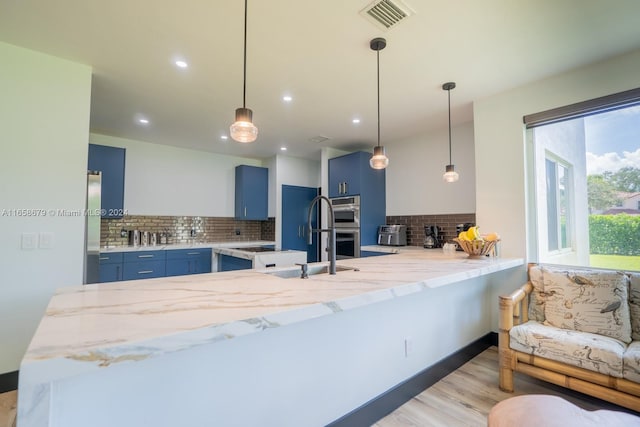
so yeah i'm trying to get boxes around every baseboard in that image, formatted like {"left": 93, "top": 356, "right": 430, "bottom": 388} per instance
{"left": 0, "top": 370, "right": 18, "bottom": 394}
{"left": 327, "top": 332, "right": 497, "bottom": 427}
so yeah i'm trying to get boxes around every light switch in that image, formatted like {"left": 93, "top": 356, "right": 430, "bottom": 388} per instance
{"left": 21, "top": 232, "right": 38, "bottom": 250}
{"left": 39, "top": 232, "right": 54, "bottom": 249}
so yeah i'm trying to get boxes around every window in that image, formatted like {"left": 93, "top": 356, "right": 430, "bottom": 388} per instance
{"left": 545, "top": 158, "right": 571, "bottom": 252}
{"left": 525, "top": 88, "right": 640, "bottom": 271}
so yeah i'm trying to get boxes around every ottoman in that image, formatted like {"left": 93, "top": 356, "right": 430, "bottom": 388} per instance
{"left": 488, "top": 395, "right": 640, "bottom": 426}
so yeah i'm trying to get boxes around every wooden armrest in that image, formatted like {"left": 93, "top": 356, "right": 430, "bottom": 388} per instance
{"left": 499, "top": 282, "right": 533, "bottom": 331}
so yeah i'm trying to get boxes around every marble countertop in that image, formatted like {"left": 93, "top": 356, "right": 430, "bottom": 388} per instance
{"left": 100, "top": 240, "right": 276, "bottom": 253}
{"left": 21, "top": 247, "right": 523, "bottom": 384}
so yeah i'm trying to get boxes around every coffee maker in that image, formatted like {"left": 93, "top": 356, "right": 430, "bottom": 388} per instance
{"left": 424, "top": 225, "right": 442, "bottom": 248}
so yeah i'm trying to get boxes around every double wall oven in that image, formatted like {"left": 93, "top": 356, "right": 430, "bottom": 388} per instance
{"left": 331, "top": 195, "right": 360, "bottom": 259}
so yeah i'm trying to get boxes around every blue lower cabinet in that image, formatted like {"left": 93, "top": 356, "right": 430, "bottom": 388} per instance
{"left": 166, "top": 249, "right": 212, "bottom": 276}
{"left": 99, "top": 252, "right": 123, "bottom": 282}
{"left": 219, "top": 254, "right": 253, "bottom": 272}
{"left": 122, "top": 250, "right": 166, "bottom": 280}
{"left": 99, "top": 263, "right": 122, "bottom": 282}
{"left": 97, "top": 248, "right": 212, "bottom": 282}
{"left": 123, "top": 260, "right": 166, "bottom": 280}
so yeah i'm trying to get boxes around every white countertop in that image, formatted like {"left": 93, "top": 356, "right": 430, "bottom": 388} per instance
{"left": 22, "top": 248, "right": 522, "bottom": 372}
{"left": 100, "top": 240, "right": 277, "bottom": 253}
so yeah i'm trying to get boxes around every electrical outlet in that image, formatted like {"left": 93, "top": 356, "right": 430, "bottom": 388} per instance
{"left": 235, "top": 229, "right": 241, "bottom": 235}
{"left": 404, "top": 337, "right": 413, "bottom": 357}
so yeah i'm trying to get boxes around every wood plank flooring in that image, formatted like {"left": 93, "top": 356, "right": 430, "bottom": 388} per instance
{"left": 0, "top": 346, "right": 634, "bottom": 427}
{"left": 373, "top": 346, "right": 633, "bottom": 426}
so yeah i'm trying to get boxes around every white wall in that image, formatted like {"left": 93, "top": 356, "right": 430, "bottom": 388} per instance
{"left": 89, "top": 134, "right": 263, "bottom": 217}
{"left": 385, "top": 122, "right": 476, "bottom": 215}
{"left": 474, "top": 48, "right": 640, "bottom": 259}
{"left": 0, "top": 42, "right": 92, "bottom": 374}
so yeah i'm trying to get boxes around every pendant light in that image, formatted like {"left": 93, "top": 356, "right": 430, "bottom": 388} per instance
{"left": 230, "top": 0, "right": 258, "bottom": 143}
{"left": 442, "top": 82, "right": 459, "bottom": 183}
{"left": 369, "top": 37, "right": 389, "bottom": 170}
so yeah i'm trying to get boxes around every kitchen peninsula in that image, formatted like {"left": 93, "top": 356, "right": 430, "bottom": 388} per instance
{"left": 18, "top": 249, "right": 524, "bottom": 427}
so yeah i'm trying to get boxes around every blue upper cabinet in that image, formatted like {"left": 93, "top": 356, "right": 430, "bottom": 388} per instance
{"left": 328, "top": 151, "right": 386, "bottom": 246}
{"left": 328, "top": 151, "right": 385, "bottom": 198}
{"left": 88, "top": 144, "right": 126, "bottom": 218}
{"left": 235, "top": 165, "right": 268, "bottom": 220}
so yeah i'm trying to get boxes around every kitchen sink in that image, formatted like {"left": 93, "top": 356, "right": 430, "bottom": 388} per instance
{"left": 263, "top": 264, "right": 359, "bottom": 279}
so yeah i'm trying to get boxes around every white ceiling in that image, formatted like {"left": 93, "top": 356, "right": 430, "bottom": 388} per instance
{"left": 2, "top": 0, "right": 640, "bottom": 160}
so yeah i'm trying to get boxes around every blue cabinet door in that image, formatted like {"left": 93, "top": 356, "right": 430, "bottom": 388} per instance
{"left": 88, "top": 144, "right": 126, "bottom": 218}
{"left": 329, "top": 152, "right": 362, "bottom": 197}
{"left": 235, "top": 165, "right": 268, "bottom": 220}
{"left": 328, "top": 151, "right": 386, "bottom": 246}
{"left": 99, "top": 263, "right": 122, "bottom": 282}
{"left": 281, "top": 185, "right": 318, "bottom": 262}
{"left": 166, "top": 249, "right": 212, "bottom": 276}
{"left": 99, "top": 252, "right": 123, "bottom": 282}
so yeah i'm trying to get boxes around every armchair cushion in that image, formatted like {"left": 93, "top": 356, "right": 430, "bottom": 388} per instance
{"left": 510, "top": 320, "right": 626, "bottom": 378}
{"left": 541, "top": 266, "right": 632, "bottom": 344}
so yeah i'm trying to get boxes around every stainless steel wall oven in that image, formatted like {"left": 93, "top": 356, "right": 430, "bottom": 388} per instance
{"left": 331, "top": 196, "right": 361, "bottom": 258}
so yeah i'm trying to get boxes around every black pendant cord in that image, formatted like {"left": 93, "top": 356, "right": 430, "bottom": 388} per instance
{"left": 242, "top": 0, "right": 248, "bottom": 109}
{"left": 376, "top": 48, "right": 380, "bottom": 148}
{"left": 447, "top": 87, "right": 452, "bottom": 165}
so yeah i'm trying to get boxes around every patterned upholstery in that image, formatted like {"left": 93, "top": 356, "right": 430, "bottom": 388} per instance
{"left": 629, "top": 273, "right": 640, "bottom": 341}
{"left": 510, "top": 320, "right": 626, "bottom": 377}
{"left": 623, "top": 341, "right": 640, "bottom": 383}
{"left": 530, "top": 265, "right": 632, "bottom": 344}
{"left": 527, "top": 265, "right": 546, "bottom": 322}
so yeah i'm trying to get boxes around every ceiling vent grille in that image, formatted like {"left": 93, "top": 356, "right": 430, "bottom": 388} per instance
{"left": 360, "top": 0, "right": 415, "bottom": 31}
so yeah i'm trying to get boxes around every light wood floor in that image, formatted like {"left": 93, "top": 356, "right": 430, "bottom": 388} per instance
{"left": 0, "top": 346, "right": 631, "bottom": 427}
{"left": 373, "top": 346, "right": 630, "bottom": 426}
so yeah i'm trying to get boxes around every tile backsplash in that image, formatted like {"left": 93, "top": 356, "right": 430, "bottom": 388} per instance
{"left": 101, "top": 215, "right": 275, "bottom": 248}
{"left": 386, "top": 213, "right": 476, "bottom": 247}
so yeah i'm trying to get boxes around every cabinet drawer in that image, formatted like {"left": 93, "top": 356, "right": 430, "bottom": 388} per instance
{"left": 99, "top": 252, "right": 123, "bottom": 264}
{"left": 166, "top": 248, "right": 211, "bottom": 260}
{"left": 123, "top": 260, "right": 166, "bottom": 280}
{"left": 123, "top": 250, "right": 166, "bottom": 263}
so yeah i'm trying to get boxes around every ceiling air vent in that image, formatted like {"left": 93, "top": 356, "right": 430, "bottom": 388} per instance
{"left": 360, "top": 0, "right": 415, "bottom": 31}
{"left": 309, "top": 135, "right": 331, "bottom": 144}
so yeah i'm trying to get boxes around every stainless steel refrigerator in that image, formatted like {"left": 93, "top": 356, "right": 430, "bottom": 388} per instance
{"left": 84, "top": 171, "right": 101, "bottom": 284}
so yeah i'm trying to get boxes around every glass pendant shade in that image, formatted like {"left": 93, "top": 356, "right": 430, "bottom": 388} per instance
{"left": 370, "top": 145, "right": 389, "bottom": 169}
{"left": 230, "top": 107, "right": 258, "bottom": 143}
{"left": 443, "top": 164, "right": 459, "bottom": 183}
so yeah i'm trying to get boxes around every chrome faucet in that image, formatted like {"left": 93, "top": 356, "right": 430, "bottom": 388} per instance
{"left": 307, "top": 195, "right": 337, "bottom": 275}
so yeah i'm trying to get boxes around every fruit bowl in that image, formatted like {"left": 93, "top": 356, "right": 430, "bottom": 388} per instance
{"left": 453, "top": 238, "right": 499, "bottom": 257}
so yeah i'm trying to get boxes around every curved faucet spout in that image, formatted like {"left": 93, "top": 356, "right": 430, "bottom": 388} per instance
{"left": 307, "top": 195, "right": 337, "bottom": 275}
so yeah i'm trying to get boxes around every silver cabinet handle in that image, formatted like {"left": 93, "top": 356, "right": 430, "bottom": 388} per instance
{"left": 99, "top": 256, "right": 109, "bottom": 260}
{"left": 344, "top": 182, "right": 348, "bottom": 194}
{"left": 138, "top": 270, "right": 153, "bottom": 274}
{"left": 138, "top": 254, "right": 154, "bottom": 258}
{"left": 244, "top": 206, "right": 247, "bottom": 217}
{"left": 187, "top": 252, "right": 200, "bottom": 255}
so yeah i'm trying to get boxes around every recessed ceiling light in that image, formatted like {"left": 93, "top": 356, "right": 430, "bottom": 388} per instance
{"left": 280, "top": 146, "right": 287, "bottom": 151}
{"left": 282, "top": 95, "right": 292, "bottom": 102}
{"left": 138, "top": 118, "right": 149, "bottom": 125}
{"left": 175, "top": 60, "right": 188, "bottom": 69}
{"left": 352, "top": 118, "right": 361, "bottom": 124}
{"left": 220, "top": 135, "right": 228, "bottom": 140}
